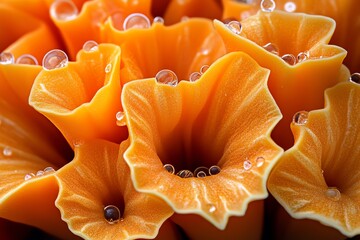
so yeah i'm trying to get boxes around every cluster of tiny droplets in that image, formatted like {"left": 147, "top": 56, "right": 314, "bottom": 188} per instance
{"left": 24, "top": 167, "right": 56, "bottom": 181}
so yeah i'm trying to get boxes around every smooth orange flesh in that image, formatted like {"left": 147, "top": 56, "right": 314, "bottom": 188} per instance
{"left": 214, "top": 10, "right": 348, "bottom": 149}
{"left": 29, "top": 44, "right": 128, "bottom": 146}
{"left": 122, "top": 52, "right": 283, "bottom": 229}
{"left": 101, "top": 17, "right": 226, "bottom": 85}
{"left": 268, "top": 81, "right": 360, "bottom": 237}
{"left": 55, "top": 140, "right": 174, "bottom": 240}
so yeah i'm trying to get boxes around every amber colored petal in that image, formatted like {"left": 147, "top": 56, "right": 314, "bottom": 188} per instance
{"left": 55, "top": 139, "right": 174, "bottom": 240}
{"left": 101, "top": 18, "right": 225, "bottom": 84}
{"left": 214, "top": 10, "right": 349, "bottom": 149}
{"left": 50, "top": 0, "right": 151, "bottom": 59}
{"left": 122, "top": 52, "right": 283, "bottom": 229}
{"left": 268, "top": 81, "right": 360, "bottom": 237}
{"left": 29, "top": 44, "right": 127, "bottom": 146}
{"left": 0, "top": 3, "right": 62, "bottom": 63}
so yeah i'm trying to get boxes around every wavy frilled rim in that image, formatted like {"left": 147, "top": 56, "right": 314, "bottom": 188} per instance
{"left": 122, "top": 51, "right": 283, "bottom": 229}
{"left": 55, "top": 139, "right": 173, "bottom": 240}
{"left": 268, "top": 81, "right": 360, "bottom": 237}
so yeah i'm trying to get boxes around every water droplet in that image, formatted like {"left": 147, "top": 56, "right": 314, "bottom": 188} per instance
{"left": 155, "top": 69, "right": 178, "bottom": 86}
{"left": 104, "top": 205, "right": 121, "bottom": 224}
{"left": 73, "top": 139, "right": 84, "bottom": 148}
{"left": 3, "top": 147, "right": 12, "bottom": 157}
{"left": 42, "top": 49, "right": 68, "bottom": 70}
{"left": 226, "top": 21, "right": 242, "bottom": 35}
{"left": 243, "top": 159, "right": 252, "bottom": 170}
{"left": 349, "top": 73, "right": 360, "bottom": 84}
{"left": 153, "top": 16, "right": 164, "bottom": 24}
{"left": 207, "top": 204, "right": 216, "bottom": 213}
{"left": 263, "top": 43, "right": 279, "bottom": 55}
{"left": 200, "top": 65, "right": 210, "bottom": 74}
{"left": 281, "top": 54, "right": 296, "bottom": 65}
{"left": 209, "top": 165, "right": 221, "bottom": 175}
{"left": 256, "top": 156, "right": 265, "bottom": 167}
{"left": 177, "top": 170, "right": 194, "bottom": 178}
{"left": 24, "top": 173, "right": 35, "bottom": 181}
{"left": 189, "top": 72, "right": 201, "bottom": 82}
{"left": 325, "top": 187, "right": 341, "bottom": 201}
{"left": 115, "top": 111, "right": 126, "bottom": 126}
{"left": 16, "top": 54, "right": 38, "bottom": 65}
{"left": 123, "top": 13, "right": 150, "bottom": 30}
{"left": 0, "top": 52, "right": 14, "bottom": 65}
{"left": 83, "top": 40, "right": 99, "bottom": 52}
{"left": 297, "top": 51, "right": 309, "bottom": 63}
{"left": 260, "top": 0, "right": 276, "bottom": 12}
{"left": 163, "top": 164, "right": 175, "bottom": 174}
{"left": 196, "top": 171, "right": 207, "bottom": 178}
{"left": 284, "top": 1, "right": 296, "bottom": 12}
{"left": 105, "top": 63, "right": 112, "bottom": 73}
{"left": 36, "top": 170, "right": 44, "bottom": 176}
{"left": 44, "top": 167, "right": 56, "bottom": 174}
{"left": 293, "top": 111, "right": 309, "bottom": 125}
{"left": 50, "top": 0, "right": 78, "bottom": 21}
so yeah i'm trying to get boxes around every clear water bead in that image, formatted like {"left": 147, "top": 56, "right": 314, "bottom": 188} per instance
{"left": 349, "top": 73, "right": 360, "bottom": 84}
{"left": 261, "top": 0, "right": 276, "bottom": 12}
{"left": 263, "top": 43, "right": 279, "bottom": 55}
{"left": 177, "top": 170, "right": 194, "bottom": 178}
{"left": 50, "top": 0, "right": 78, "bottom": 21}
{"left": 123, "top": 13, "right": 150, "bottom": 30}
{"left": 163, "top": 164, "right": 175, "bottom": 174}
{"left": 36, "top": 170, "right": 44, "bottom": 176}
{"left": 256, "top": 156, "right": 265, "bottom": 167}
{"left": 153, "top": 16, "right": 164, "bottom": 24}
{"left": 44, "top": 167, "right": 56, "bottom": 174}
{"left": 325, "top": 187, "right": 341, "bottom": 201}
{"left": 297, "top": 51, "right": 309, "bottom": 63}
{"left": 200, "top": 65, "right": 210, "bottom": 74}
{"left": 42, "top": 49, "right": 68, "bottom": 70}
{"left": 24, "top": 173, "right": 35, "bottom": 181}
{"left": 115, "top": 111, "right": 126, "bottom": 126}
{"left": 0, "top": 52, "right": 14, "bottom": 65}
{"left": 189, "top": 72, "right": 201, "bottom": 82}
{"left": 16, "top": 54, "right": 38, "bottom": 65}
{"left": 194, "top": 167, "right": 209, "bottom": 176}
{"left": 243, "top": 159, "right": 252, "bottom": 170}
{"left": 196, "top": 171, "right": 207, "bottom": 178}
{"left": 226, "top": 21, "right": 242, "bottom": 35}
{"left": 155, "top": 69, "right": 178, "bottom": 86}
{"left": 209, "top": 165, "right": 221, "bottom": 175}
{"left": 281, "top": 54, "right": 296, "bottom": 65}
{"left": 83, "top": 40, "right": 99, "bottom": 52}
{"left": 104, "top": 205, "right": 121, "bottom": 224}
{"left": 284, "top": 2, "right": 296, "bottom": 12}
{"left": 293, "top": 111, "right": 309, "bottom": 125}
{"left": 3, "top": 147, "right": 12, "bottom": 157}
{"left": 105, "top": 63, "right": 112, "bottom": 73}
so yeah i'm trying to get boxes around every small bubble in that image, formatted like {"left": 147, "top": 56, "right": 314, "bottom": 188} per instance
{"left": 24, "top": 173, "right": 35, "bottom": 181}
{"left": 200, "top": 65, "right": 210, "bottom": 74}
{"left": 325, "top": 187, "right": 341, "bottom": 201}
{"left": 293, "top": 111, "right": 309, "bottom": 125}
{"left": 222, "top": 17, "right": 237, "bottom": 24}
{"left": 297, "top": 51, "right": 309, "bottom": 63}
{"left": 105, "top": 63, "right": 112, "bottom": 73}
{"left": 163, "top": 164, "right": 175, "bottom": 174}
{"left": 196, "top": 171, "right": 207, "bottom": 178}
{"left": 263, "top": 43, "right": 279, "bottom": 55}
{"left": 349, "top": 73, "right": 360, "bottom": 84}
{"left": 0, "top": 52, "right": 14, "bottom": 65}
{"left": 36, "top": 170, "right": 44, "bottom": 176}
{"left": 83, "top": 40, "right": 99, "bottom": 52}
{"left": 177, "top": 170, "right": 194, "bottom": 178}
{"left": 50, "top": 0, "right": 78, "bottom": 21}
{"left": 44, "top": 167, "right": 56, "bottom": 174}
{"left": 115, "top": 111, "right": 126, "bottom": 126}
{"left": 123, "top": 13, "right": 150, "bottom": 30}
{"left": 243, "top": 159, "right": 252, "bottom": 170}
{"left": 207, "top": 204, "right": 216, "bottom": 213}
{"left": 281, "top": 54, "right": 296, "bottom": 65}
{"left": 155, "top": 69, "right": 178, "bottom": 86}
{"left": 16, "top": 54, "right": 38, "bottom": 65}
{"left": 256, "top": 156, "right": 265, "bottom": 167}
{"left": 226, "top": 21, "right": 242, "bottom": 35}
{"left": 194, "top": 167, "right": 209, "bottom": 176}
{"left": 284, "top": 2, "right": 296, "bottom": 12}
{"left": 3, "top": 147, "right": 12, "bottom": 157}
{"left": 189, "top": 72, "right": 201, "bottom": 82}
{"left": 153, "top": 16, "right": 164, "bottom": 24}
{"left": 73, "top": 139, "right": 84, "bottom": 148}
{"left": 209, "top": 165, "right": 221, "bottom": 176}
{"left": 42, "top": 49, "right": 68, "bottom": 70}
{"left": 104, "top": 205, "right": 121, "bottom": 224}
{"left": 260, "top": 0, "right": 276, "bottom": 12}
